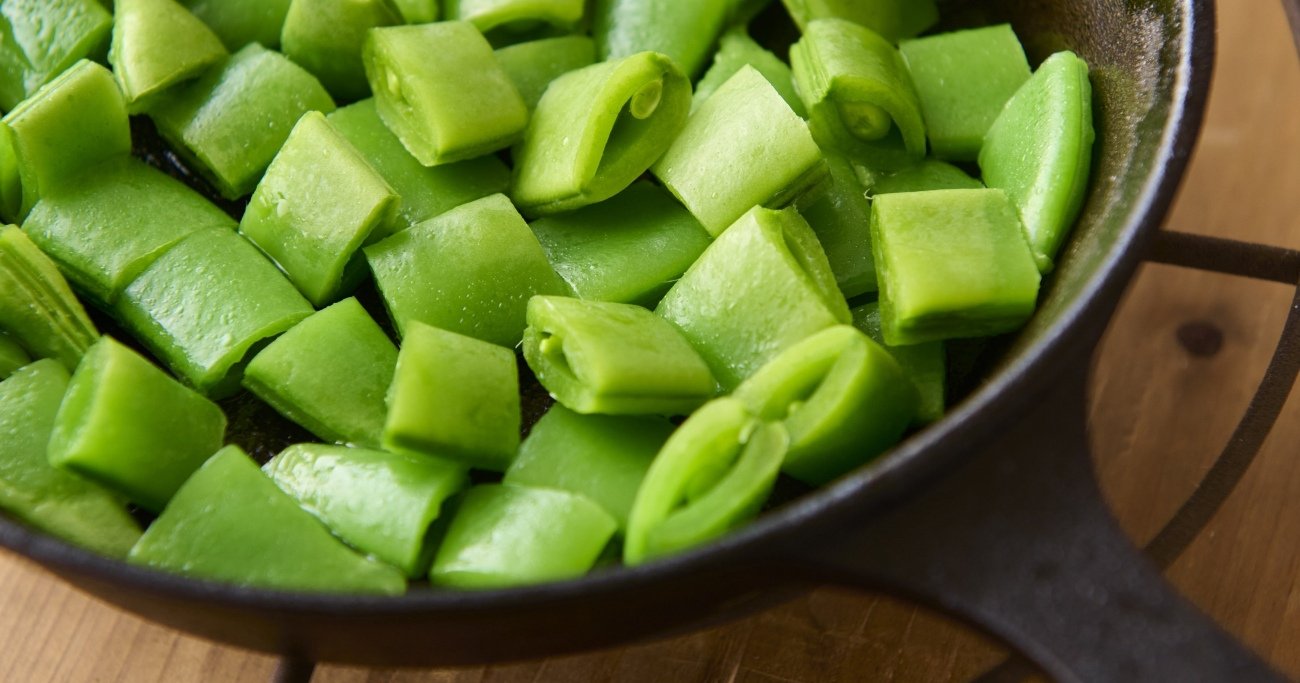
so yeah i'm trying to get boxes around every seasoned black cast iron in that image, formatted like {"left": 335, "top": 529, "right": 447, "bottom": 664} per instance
{"left": 0, "top": 1, "right": 1286, "bottom": 681}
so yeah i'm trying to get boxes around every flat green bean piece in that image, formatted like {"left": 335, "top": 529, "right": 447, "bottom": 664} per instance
{"left": 110, "top": 0, "right": 229, "bottom": 105}
{"left": 182, "top": 0, "right": 293, "bottom": 50}
{"left": 0, "top": 227, "right": 99, "bottom": 372}
{"left": 115, "top": 228, "right": 313, "bottom": 398}
{"left": 391, "top": 0, "right": 439, "bottom": 24}
{"left": 899, "top": 25, "right": 1031, "bottom": 162}
{"left": 0, "top": 124, "right": 19, "bottom": 221}
{"left": 448, "top": 0, "right": 585, "bottom": 36}
{"left": 864, "top": 158, "right": 983, "bottom": 197}
{"left": 512, "top": 51, "right": 690, "bottom": 215}
{"left": 780, "top": 0, "right": 937, "bottom": 44}
{"left": 385, "top": 321, "right": 521, "bottom": 471}
{"left": 523, "top": 296, "right": 717, "bottom": 415}
{"left": 431, "top": 484, "right": 617, "bottom": 589}
{"left": 872, "top": 189, "right": 1041, "bottom": 346}
{"left": 505, "top": 405, "right": 673, "bottom": 530}
{"left": 4, "top": 60, "right": 131, "bottom": 220}
{"left": 624, "top": 398, "right": 786, "bottom": 564}
{"left": 0, "top": 0, "right": 113, "bottom": 110}
{"left": 0, "top": 334, "right": 29, "bottom": 379}
{"left": 594, "top": 0, "right": 730, "bottom": 77}
{"left": 240, "top": 111, "right": 397, "bottom": 307}
{"left": 980, "top": 51, "right": 1095, "bottom": 273}
{"left": 0, "top": 360, "right": 141, "bottom": 557}
{"left": 328, "top": 99, "right": 510, "bottom": 238}
{"left": 799, "top": 152, "right": 876, "bottom": 298}
{"left": 24, "top": 157, "right": 236, "bottom": 308}
{"left": 652, "top": 66, "right": 826, "bottom": 236}
{"left": 656, "top": 206, "right": 849, "bottom": 389}
{"left": 364, "top": 22, "right": 528, "bottom": 167}
{"left": 265, "top": 444, "right": 468, "bottom": 578}
{"left": 851, "top": 301, "right": 945, "bottom": 424}
{"left": 364, "top": 194, "right": 568, "bottom": 347}
{"left": 47, "top": 337, "right": 227, "bottom": 512}
{"left": 791, "top": 19, "right": 926, "bottom": 168}
{"left": 243, "top": 298, "right": 397, "bottom": 449}
{"left": 494, "top": 36, "right": 596, "bottom": 111}
{"left": 529, "top": 181, "right": 710, "bottom": 307}
{"left": 693, "top": 29, "right": 804, "bottom": 117}
{"left": 148, "top": 43, "right": 336, "bottom": 200}
{"left": 281, "top": 0, "right": 402, "bottom": 102}
{"left": 129, "top": 445, "right": 407, "bottom": 595}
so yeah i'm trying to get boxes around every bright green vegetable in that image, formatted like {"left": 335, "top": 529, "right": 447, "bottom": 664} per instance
{"left": 693, "top": 29, "right": 804, "bottom": 117}
{"left": 148, "top": 43, "right": 336, "bottom": 199}
{"left": 0, "top": 227, "right": 99, "bottom": 372}
{"left": 791, "top": 19, "right": 926, "bottom": 167}
{"left": 980, "top": 51, "right": 1095, "bottom": 272}
{"left": 181, "top": 0, "right": 293, "bottom": 50}
{"left": 115, "top": 228, "right": 314, "bottom": 397}
{"left": 327, "top": 99, "right": 510, "bottom": 239}
{"left": 448, "top": 0, "right": 586, "bottom": 36}
{"left": 780, "top": 0, "right": 937, "bottom": 43}
{"left": 0, "top": 0, "right": 113, "bottom": 111}
{"left": 505, "top": 405, "right": 673, "bottom": 530}
{"left": 384, "top": 321, "right": 521, "bottom": 471}
{"left": 899, "top": 25, "right": 1031, "bottom": 161}
{"left": 652, "top": 66, "right": 826, "bottom": 236}
{"left": 110, "top": 0, "right": 229, "bottom": 105}
{"left": 624, "top": 398, "right": 786, "bottom": 564}
{"left": 799, "top": 152, "right": 876, "bottom": 298}
{"left": 129, "top": 445, "right": 407, "bottom": 595}
{"left": 656, "top": 206, "right": 850, "bottom": 389}
{"left": 494, "top": 36, "right": 596, "bottom": 110}
{"left": 594, "top": 0, "right": 730, "bottom": 77}
{"left": 240, "top": 111, "right": 398, "bottom": 307}
{"left": 865, "top": 158, "right": 983, "bottom": 196}
{"left": 0, "top": 360, "right": 141, "bottom": 557}
{"left": 0, "top": 334, "right": 29, "bottom": 379}
{"left": 47, "top": 336, "right": 227, "bottom": 512}
{"left": 391, "top": 0, "right": 438, "bottom": 24}
{"left": 363, "top": 22, "right": 528, "bottom": 166}
{"left": 243, "top": 298, "right": 397, "bottom": 449}
{"left": 431, "top": 484, "right": 617, "bottom": 588}
{"left": 24, "top": 156, "right": 236, "bottom": 308}
{"left": 265, "top": 444, "right": 468, "bottom": 578}
{"left": 871, "top": 189, "right": 1041, "bottom": 346}
{"left": 281, "top": 0, "right": 402, "bottom": 101}
{"left": 364, "top": 194, "right": 569, "bottom": 347}
{"left": 529, "top": 181, "right": 710, "bottom": 307}
{"left": 512, "top": 51, "right": 691, "bottom": 216}
{"left": 523, "top": 296, "right": 716, "bottom": 415}
{"left": 852, "top": 301, "right": 945, "bottom": 424}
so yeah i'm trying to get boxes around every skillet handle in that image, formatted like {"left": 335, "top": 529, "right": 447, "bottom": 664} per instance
{"left": 790, "top": 364, "right": 1286, "bottom": 683}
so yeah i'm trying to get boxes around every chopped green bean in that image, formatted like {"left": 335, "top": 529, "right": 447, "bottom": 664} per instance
{"left": 449, "top": 0, "right": 586, "bottom": 36}
{"left": 693, "top": 29, "right": 804, "bottom": 117}
{"left": 110, "top": 0, "right": 229, "bottom": 104}
{"left": 281, "top": 0, "right": 402, "bottom": 101}
{"left": 0, "top": 227, "right": 99, "bottom": 372}
{"left": 799, "top": 152, "right": 877, "bottom": 298}
{"left": 494, "top": 36, "right": 597, "bottom": 111}
{"left": 851, "top": 302, "right": 946, "bottom": 424}
{"left": 182, "top": 0, "right": 293, "bottom": 50}
{"left": 0, "top": 0, "right": 113, "bottom": 110}
{"left": 781, "top": 0, "right": 937, "bottom": 43}
{"left": 594, "top": 0, "right": 730, "bottom": 77}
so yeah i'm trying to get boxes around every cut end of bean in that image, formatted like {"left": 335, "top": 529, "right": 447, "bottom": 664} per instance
{"left": 629, "top": 78, "right": 664, "bottom": 119}
{"left": 837, "top": 100, "right": 892, "bottom": 141}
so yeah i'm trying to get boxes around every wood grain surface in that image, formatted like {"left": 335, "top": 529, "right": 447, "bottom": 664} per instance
{"left": 3, "top": 1, "right": 1299, "bottom": 681}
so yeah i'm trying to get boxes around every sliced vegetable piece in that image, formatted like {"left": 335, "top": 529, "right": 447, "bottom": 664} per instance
{"left": 391, "top": 0, "right": 438, "bottom": 23}
{"left": 431, "top": 484, "right": 616, "bottom": 589}
{"left": 523, "top": 296, "right": 716, "bottom": 415}
{"left": 328, "top": 99, "right": 511, "bottom": 238}
{"left": 265, "top": 444, "right": 467, "bottom": 578}
{"left": 110, "top": 0, "right": 229, "bottom": 104}
{"left": 865, "top": 158, "right": 983, "bottom": 196}
{"left": 147, "top": 43, "right": 336, "bottom": 200}
{"left": 593, "top": 0, "right": 729, "bottom": 77}
{"left": 871, "top": 188, "right": 1041, "bottom": 346}
{"left": 899, "top": 24, "right": 1031, "bottom": 161}
{"left": 656, "top": 206, "right": 849, "bottom": 389}
{"left": 0, "top": 359, "right": 140, "bottom": 557}
{"left": 47, "top": 337, "right": 227, "bottom": 512}
{"left": 494, "top": 36, "right": 596, "bottom": 111}
{"left": 0, "top": 0, "right": 113, "bottom": 111}
{"left": 0, "top": 334, "right": 29, "bottom": 379}
{"left": 181, "top": 0, "right": 293, "bottom": 50}
{"left": 115, "top": 228, "right": 314, "bottom": 397}
{"left": 980, "top": 51, "right": 1095, "bottom": 272}
{"left": 243, "top": 298, "right": 397, "bottom": 449}
{"left": 24, "top": 156, "right": 236, "bottom": 308}
{"left": 693, "top": 29, "right": 804, "bottom": 117}
{"left": 780, "top": 0, "right": 937, "bottom": 43}
{"left": 364, "top": 194, "right": 568, "bottom": 347}
{"left": 791, "top": 19, "right": 926, "bottom": 167}
{"left": 799, "top": 152, "right": 876, "bottom": 298}
{"left": 281, "top": 0, "right": 402, "bottom": 101}
{"left": 128, "top": 445, "right": 407, "bottom": 595}
{"left": 852, "top": 301, "right": 945, "bottom": 424}
{"left": 363, "top": 22, "right": 528, "bottom": 166}
{"left": 0, "top": 227, "right": 98, "bottom": 372}
{"left": 652, "top": 66, "right": 826, "bottom": 236}
{"left": 512, "top": 51, "right": 690, "bottom": 215}
{"left": 240, "top": 111, "right": 397, "bottom": 307}
{"left": 384, "top": 321, "right": 521, "bottom": 471}
{"left": 529, "top": 181, "right": 710, "bottom": 307}
{"left": 624, "top": 398, "right": 786, "bottom": 564}
{"left": 505, "top": 405, "right": 673, "bottom": 530}
{"left": 448, "top": 0, "right": 585, "bottom": 36}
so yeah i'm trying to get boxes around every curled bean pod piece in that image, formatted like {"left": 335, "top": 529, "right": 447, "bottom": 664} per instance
{"left": 0, "top": 227, "right": 98, "bottom": 372}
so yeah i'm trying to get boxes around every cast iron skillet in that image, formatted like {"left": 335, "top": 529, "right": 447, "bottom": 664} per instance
{"left": 0, "top": 0, "right": 1285, "bottom": 681}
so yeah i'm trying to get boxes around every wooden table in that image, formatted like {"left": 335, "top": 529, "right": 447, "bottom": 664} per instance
{"left": 3, "top": 2, "right": 1299, "bottom": 681}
